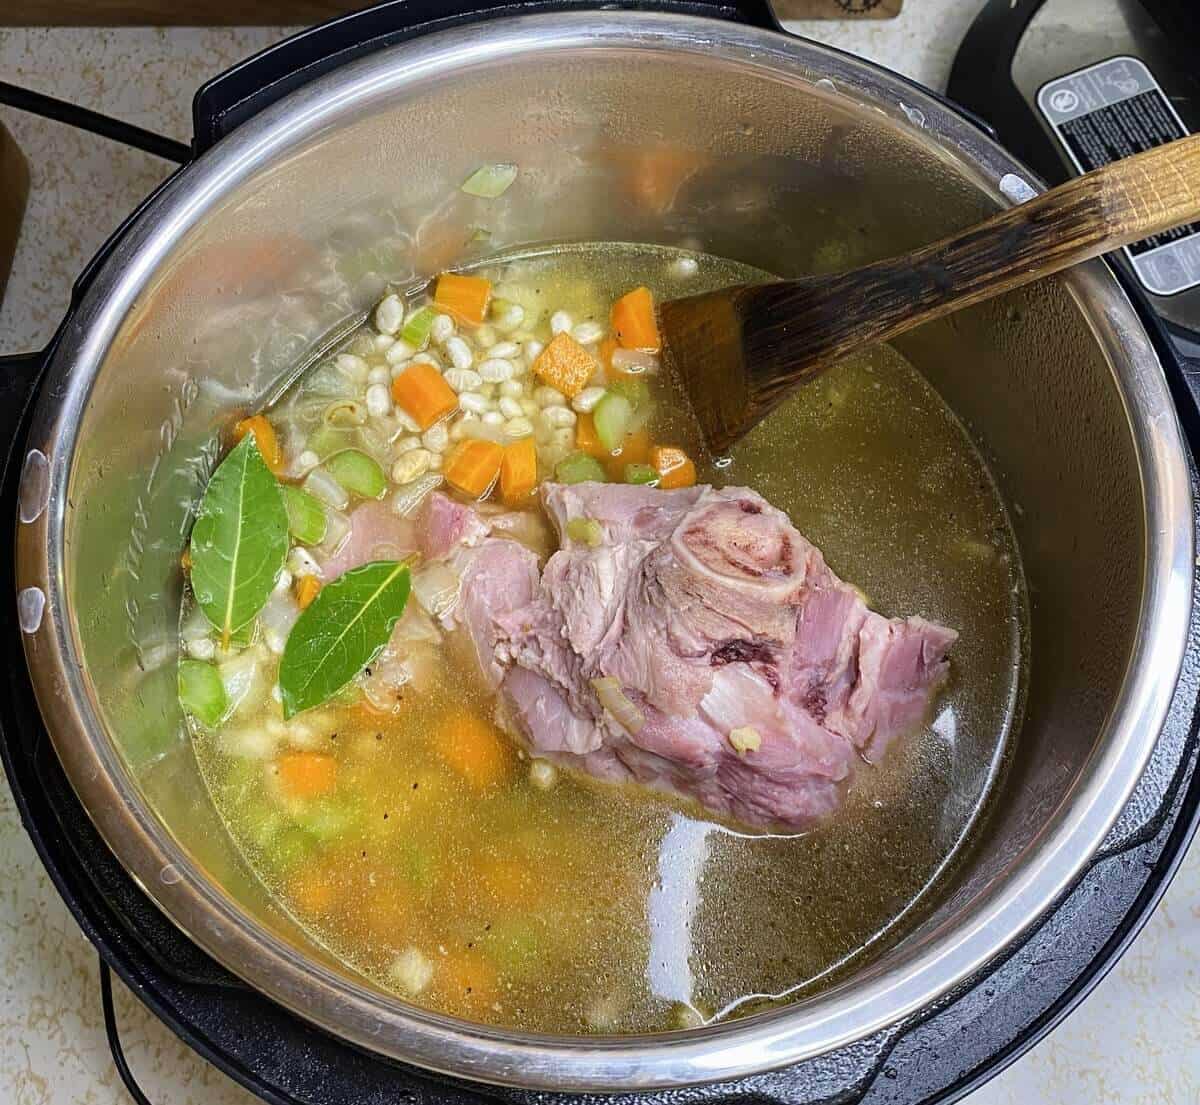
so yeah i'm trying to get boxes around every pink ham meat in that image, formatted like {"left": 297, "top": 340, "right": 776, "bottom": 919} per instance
{"left": 322, "top": 500, "right": 417, "bottom": 581}
{"left": 445, "top": 483, "right": 958, "bottom": 830}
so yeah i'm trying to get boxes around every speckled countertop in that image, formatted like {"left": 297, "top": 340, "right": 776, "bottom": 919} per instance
{"left": 1, "top": 4, "right": 1197, "bottom": 1103}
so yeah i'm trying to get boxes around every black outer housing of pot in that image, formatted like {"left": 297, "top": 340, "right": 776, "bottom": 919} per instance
{"left": 2, "top": 3, "right": 1200, "bottom": 1103}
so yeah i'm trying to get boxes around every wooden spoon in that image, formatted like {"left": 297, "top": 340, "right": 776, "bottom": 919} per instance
{"left": 660, "top": 133, "right": 1200, "bottom": 454}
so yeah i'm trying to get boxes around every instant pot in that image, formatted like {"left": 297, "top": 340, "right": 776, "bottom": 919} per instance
{"left": 2, "top": 2, "right": 1199, "bottom": 1102}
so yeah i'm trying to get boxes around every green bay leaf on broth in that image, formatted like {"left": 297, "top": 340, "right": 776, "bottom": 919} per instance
{"left": 279, "top": 560, "right": 411, "bottom": 718}
{"left": 190, "top": 434, "right": 289, "bottom": 646}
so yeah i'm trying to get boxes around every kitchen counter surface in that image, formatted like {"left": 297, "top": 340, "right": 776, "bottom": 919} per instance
{"left": 1, "top": 4, "right": 1196, "bottom": 1103}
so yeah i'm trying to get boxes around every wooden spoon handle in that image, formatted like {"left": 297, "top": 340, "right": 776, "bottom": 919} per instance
{"left": 741, "top": 133, "right": 1200, "bottom": 395}
{"left": 910, "top": 130, "right": 1200, "bottom": 295}
{"left": 871, "top": 133, "right": 1200, "bottom": 315}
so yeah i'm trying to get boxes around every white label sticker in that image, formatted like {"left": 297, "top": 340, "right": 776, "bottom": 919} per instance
{"left": 1038, "top": 56, "right": 1200, "bottom": 298}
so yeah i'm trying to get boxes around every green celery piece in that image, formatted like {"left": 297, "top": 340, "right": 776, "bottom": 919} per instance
{"left": 592, "top": 393, "right": 634, "bottom": 452}
{"left": 279, "top": 560, "right": 411, "bottom": 718}
{"left": 178, "top": 659, "right": 228, "bottom": 727}
{"left": 608, "top": 376, "right": 650, "bottom": 409}
{"left": 486, "top": 919, "right": 540, "bottom": 977}
{"left": 460, "top": 163, "right": 518, "bottom": 198}
{"left": 554, "top": 452, "right": 607, "bottom": 485}
{"left": 296, "top": 798, "right": 359, "bottom": 841}
{"left": 274, "top": 825, "right": 323, "bottom": 870}
{"left": 306, "top": 424, "right": 356, "bottom": 460}
{"left": 189, "top": 435, "right": 289, "bottom": 645}
{"left": 395, "top": 839, "right": 436, "bottom": 890}
{"left": 281, "top": 485, "right": 328, "bottom": 545}
{"left": 401, "top": 306, "right": 435, "bottom": 350}
{"left": 566, "top": 517, "right": 603, "bottom": 547}
{"left": 624, "top": 463, "right": 660, "bottom": 486}
{"left": 325, "top": 449, "right": 386, "bottom": 499}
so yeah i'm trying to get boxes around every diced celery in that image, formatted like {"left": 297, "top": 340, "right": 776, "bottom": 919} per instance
{"left": 179, "top": 659, "right": 228, "bottom": 727}
{"left": 281, "top": 485, "right": 328, "bottom": 545}
{"left": 592, "top": 393, "right": 634, "bottom": 452}
{"left": 274, "top": 825, "right": 323, "bottom": 870}
{"left": 566, "top": 517, "right": 603, "bottom": 547}
{"left": 306, "top": 423, "right": 356, "bottom": 460}
{"left": 608, "top": 376, "right": 650, "bottom": 409}
{"left": 624, "top": 463, "right": 660, "bottom": 486}
{"left": 325, "top": 449, "right": 387, "bottom": 499}
{"left": 395, "top": 839, "right": 436, "bottom": 890}
{"left": 296, "top": 798, "right": 359, "bottom": 842}
{"left": 460, "top": 163, "right": 518, "bottom": 198}
{"left": 400, "top": 306, "right": 435, "bottom": 350}
{"left": 555, "top": 452, "right": 607, "bottom": 485}
{"left": 486, "top": 918, "right": 540, "bottom": 976}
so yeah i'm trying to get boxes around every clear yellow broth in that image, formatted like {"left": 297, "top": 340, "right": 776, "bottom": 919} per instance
{"left": 187, "top": 243, "right": 1025, "bottom": 1033}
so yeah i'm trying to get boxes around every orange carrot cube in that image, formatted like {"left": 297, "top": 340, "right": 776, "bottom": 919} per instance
{"left": 233, "top": 414, "right": 284, "bottom": 474}
{"left": 390, "top": 361, "right": 458, "bottom": 430}
{"left": 650, "top": 444, "right": 696, "bottom": 489}
{"left": 611, "top": 286, "right": 661, "bottom": 353}
{"left": 433, "top": 272, "right": 492, "bottom": 324}
{"left": 444, "top": 439, "right": 504, "bottom": 499}
{"left": 531, "top": 332, "right": 597, "bottom": 399}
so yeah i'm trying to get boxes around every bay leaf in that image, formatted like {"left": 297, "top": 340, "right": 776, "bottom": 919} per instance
{"left": 190, "top": 435, "right": 289, "bottom": 646}
{"left": 278, "top": 560, "right": 411, "bottom": 718}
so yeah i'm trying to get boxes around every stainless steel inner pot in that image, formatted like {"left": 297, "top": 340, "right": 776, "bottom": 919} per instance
{"left": 12, "top": 12, "right": 1194, "bottom": 1092}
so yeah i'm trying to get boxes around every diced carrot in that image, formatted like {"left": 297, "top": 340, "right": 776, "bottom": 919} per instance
{"left": 500, "top": 438, "right": 537, "bottom": 505}
{"left": 650, "top": 445, "right": 696, "bottom": 490}
{"left": 611, "top": 286, "right": 661, "bottom": 353}
{"left": 294, "top": 575, "right": 321, "bottom": 610}
{"left": 290, "top": 865, "right": 336, "bottom": 915}
{"left": 433, "top": 272, "right": 492, "bottom": 324}
{"left": 363, "top": 890, "right": 417, "bottom": 944}
{"left": 439, "top": 710, "right": 512, "bottom": 789}
{"left": 444, "top": 439, "right": 504, "bottom": 500}
{"left": 597, "top": 335, "right": 619, "bottom": 375}
{"left": 390, "top": 362, "right": 458, "bottom": 431}
{"left": 626, "top": 148, "right": 706, "bottom": 215}
{"left": 437, "top": 948, "right": 498, "bottom": 1011}
{"left": 531, "top": 332, "right": 597, "bottom": 399}
{"left": 233, "top": 414, "right": 284, "bottom": 474}
{"left": 603, "top": 428, "right": 652, "bottom": 480}
{"left": 276, "top": 752, "right": 337, "bottom": 800}
{"left": 480, "top": 857, "right": 539, "bottom": 908}
{"left": 574, "top": 412, "right": 605, "bottom": 458}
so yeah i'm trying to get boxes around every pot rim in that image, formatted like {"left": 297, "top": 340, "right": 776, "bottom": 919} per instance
{"left": 13, "top": 12, "right": 1195, "bottom": 1091}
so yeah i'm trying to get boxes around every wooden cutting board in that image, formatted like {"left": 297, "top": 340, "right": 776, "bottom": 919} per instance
{"left": 0, "top": 121, "right": 30, "bottom": 314}
{"left": 1, "top": 0, "right": 900, "bottom": 25}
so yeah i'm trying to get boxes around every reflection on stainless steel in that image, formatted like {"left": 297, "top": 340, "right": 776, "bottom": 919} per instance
{"left": 647, "top": 816, "right": 712, "bottom": 1013}
{"left": 11, "top": 11, "right": 1193, "bottom": 1091}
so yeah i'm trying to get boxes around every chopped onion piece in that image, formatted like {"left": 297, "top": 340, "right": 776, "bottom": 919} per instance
{"left": 319, "top": 506, "right": 352, "bottom": 556}
{"left": 304, "top": 467, "right": 350, "bottom": 511}
{"left": 591, "top": 677, "right": 646, "bottom": 735}
{"left": 260, "top": 590, "right": 301, "bottom": 641}
{"left": 219, "top": 645, "right": 270, "bottom": 718}
{"left": 324, "top": 399, "right": 368, "bottom": 427}
{"left": 411, "top": 562, "right": 462, "bottom": 619}
{"left": 461, "top": 163, "right": 518, "bottom": 198}
{"left": 610, "top": 348, "right": 660, "bottom": 375}
{"left": 392, "top": 473, "right": 444, "bottom": 517}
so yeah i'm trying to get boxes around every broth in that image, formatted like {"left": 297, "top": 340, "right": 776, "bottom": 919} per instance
{"left": 185, "top": 243, "right": 1025, "bottom": 1033}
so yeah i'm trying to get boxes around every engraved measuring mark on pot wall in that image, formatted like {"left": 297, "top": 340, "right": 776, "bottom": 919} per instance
{"left": 120, "top": 367, "right": 206, "bottom": 669}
